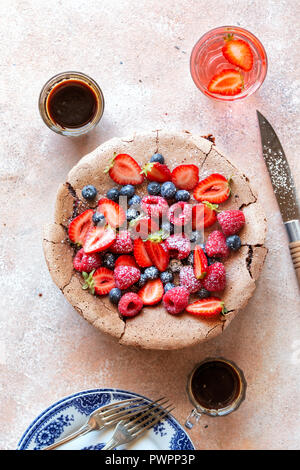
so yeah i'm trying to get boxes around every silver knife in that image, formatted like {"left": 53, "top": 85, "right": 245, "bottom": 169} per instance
{"left": 257, "top": 110, "right": 300, "bottom": 288}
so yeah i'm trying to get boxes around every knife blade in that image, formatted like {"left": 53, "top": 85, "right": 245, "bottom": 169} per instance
{"left": 257, "top": 110, "right": 300, "bottom": 288}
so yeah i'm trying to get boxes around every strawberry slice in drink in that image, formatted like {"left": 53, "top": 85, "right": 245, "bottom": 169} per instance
{"left": 207, "top": 69, "right": 244, "bottom": 96}
{"left": 83, "top": 225, "right": 116, "bottom": 254}
{"left": 222, "top": 35, "right": 253, "bottom": 71}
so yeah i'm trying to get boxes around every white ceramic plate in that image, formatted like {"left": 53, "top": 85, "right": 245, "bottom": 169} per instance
{"left": 18, "top": 388, "right": 194, "bottom": 450}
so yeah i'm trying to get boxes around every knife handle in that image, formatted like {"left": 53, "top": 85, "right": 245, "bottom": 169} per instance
{"left": 285, "top": 220, "right": 300, "bottom": 290}
{"left": 289, "top": 241, "right": 300, "bottom": 287}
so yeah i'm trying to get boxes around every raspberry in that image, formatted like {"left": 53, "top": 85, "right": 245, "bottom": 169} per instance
{"left": 118, "top": 292, "right": 143, "bottom": 317}
{"left": 168, "top": 202, "right": 192, "bottom": 226}
{"left": 163, "top": 286, "right": 190, "bottom": 315}
{"left": 111, "top": 231, "right": 133, "bottom": 254}
{"left": 205, "top": 230, "right": 230, "bottom": 258}
{"left": 179, "top": 266, "right": 202, "bottom": 293}
{"left": 114, "top": 266, "right": 141, "bottom": 289}
{"left": 202, "top": 262, "right": 226, "bottom": 292}
{"left": 141, "top": 195, "right": 169, "bottom": 217}
{"left": 165, "top": 235, "right": 191, "bottom": 260}
{"left": 217, "top": 210, "right": 245, "bottom": 236}
{"left": 73, "top": 248, "right": 102, "bottom": 273}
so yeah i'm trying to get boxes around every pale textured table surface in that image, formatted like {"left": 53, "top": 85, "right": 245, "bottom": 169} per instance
{"left": 1, "top": 0, "right": 299, "bottom": 450}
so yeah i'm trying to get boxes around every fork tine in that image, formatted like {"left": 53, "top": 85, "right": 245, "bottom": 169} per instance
{"left": 102, "top": 396, "right": 166, "bottom": 419}
{"left": 91, "top": 397, "right": 144, "bottom": 416}
{"left": 132, "top": 406, "right": 175, "bottom": 438}
{"left": 123, "top": 398, "right": 170, "bottom": 430}
{"left": 103, "top": 398, "right": 168, "bottom": 425}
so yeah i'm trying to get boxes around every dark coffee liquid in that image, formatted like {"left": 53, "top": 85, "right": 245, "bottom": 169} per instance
{"left": 191, "top": 360, "right": 241, "bottom": 410}
{"left": 47, "top": 80, "right": 98, "bottom": 128}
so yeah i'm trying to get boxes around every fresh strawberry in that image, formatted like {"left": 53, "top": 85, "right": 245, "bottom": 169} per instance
{"left": 193, "top": 245, "right": 208, "bottom": 280}
{"left": 165, "top": 234, "right": 191, "bottom": 260}
{"left": 205, "top": 230, "right": 230, "bottom": 258}
{"left": 222, "top": 35, "right": 253, "bottom": 72}
{"left": 73, "top": 248, "right": 102, "bottom": 273}
{"left": 104, "top": 153, "right": 144, "bottom": 185}
{"left": 68, "top": 209, "right": 94, "bottom": 245}
{"left": 186, "top": 297, "right": 226, "bottom": 317}
{"left": 82, "top": 267, "right": 115, "bottom": 295}
{"left": 130, "top": 216, "right": 159, "bottom": 239}
{"left": 141, "top": 162, "right": 172, "bottom": 183}
{"left": 171, "top": 164, "right": 199, "bottom": 190}
{"left": 192, "top": 202, "right": 218, "bottom": 230}
{"left": 138, "top": 278, "right": 164, "bottom": 305}
{"left": 83, "top": 225, "right": 116, "bottom": 254}
{"left": 193, "top": 174, "right": 230, "bottom": 204}
{"left": 207, "top": 69, "right": 244, "bottom": 96}
{"left": 163, "top": 286, "right": 190, "bottom": 315}
{"left": 145, "top": 240, "right": 170, "bottom": 272}
{"left": 118, "top": 292, "right": 143, "bottom": 317}
{"left": 133, "top": 238, "right": 153, "bottom": 267}
{"left": 141, "top": 195, "right": 169, "bottom": 218}
{"left": 114, "top": 265, "right": 141, "bottom": 290}
{"left": 97, "top": 198, "right": 125, "bottom": 228}
{"left": 110, "top": 230, "right": 133, "bottom": 254}
{"left": 168, "top": 202, "right": 192, "bottom": 226}
{"left": 202, "top": 262, "right": 226, "bottom": 292}
{"left": 179, "top": 266, "right": 202, "bottom": 293}
{"left": 217, "top": 209, "right": 245, "bottom": 236}
{"left": 115, "top": 255, "right": 138, "bottom": 269}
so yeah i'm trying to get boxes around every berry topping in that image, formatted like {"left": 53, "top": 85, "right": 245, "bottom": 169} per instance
{"left": 196, "top": 287, "right": 211, "bottom": 299}
{"left": 226, "top": 234, "right": 242, "bottom": 251}
{"left": 205, "top": 230, "right": 230, "bottom": 259}
{"left": 164, "top": 282, "right": 176, "bottom": 293}
{"left": 150, "top": 153, "right": 165, "bottom": 164}
{"left": 128, "top": 194, "right": 141, "bottom": 206}
{"left": 179, "top": 266, "right": 202, "bottom": 293}
{"left": 145, "top": 240, "right": 170, "bottom": 272}
{"left": 193, "top": 174, "right": 231, "bottom": 204}
{"left": 160, "top": 181, "right": 177, "bottom": 199}
{"left": 105, "top": 153, "right": 144, "bottom": 185}
{"left": 110, "top": 230, "right": 133, "bottom": 254}
{"left": 92, "top": 212, "right": 106, "bottom": 226}
{"left": 144, "top": 266, "right": 160, "bottom": 280}
{"left": 114, "top": 265, "right": 141, "bottom": 290}
{"left": 130, "top": 215, "right": 159, "bottom": 239}
{"left": 106, "top": 187, "right": 120, "bottom": 202}
{"left": 202, "top": 262, "right": 226, "bottom": 292}
{"left": 160, "top": 270, "right": 174, "bottom": 284}
{"left": 171, "top": 164, "right": 199, "bottom": 190}
{"left": 97, "top": 198, "right": 125, "bottom": 228}
{"left": 222, "top": 35, "right": 253, "bottom": 72}
{"left": 217, "top": 209, "right": 245, "bottom": 236}
{"left": 141, "top": 195, "right": 169, "bottom": 218}
{"left": 165, "top": 234, "right": 191, "bottom": 260}
{"left": 118, "top": 292, "right": 143, "bottom": 318}
{"left": 81, "top": 185, "right": 97, "bottom": 200}
{"left": 168, "top": 201, "right": 192, "bottom": 226}
{"left": 68, "top": 209, "right": 94, "bottom": 246}
{"left": 73, "top": 248, "right": 102, "bottom": 273}
{"left": 138, "top": 278, "right": 164, "bottom": 305}
{"left": 103, "top": 252, "right": 116, "bottom": 270}
{"left": 133, "top": 238, "right": 152, "bottom": 268}
{"left": 83, "top": 225, "right": 116, "bottom": 254}
{"left": 147, "top": 182, "right": 161, "bottom": 195}
{"left": 115, "top": 255, "right": 138, "bottom": 269}
{"left": 82, "top": 267, "right": 115, "bottom": 296}
{"left": 119, "top": 184, "right": 135, "bottom": 198}
{"left": 192, "top": 201, "right": 218, "bottom": 230}
{"left": 137, "top": 273, "right": 148, "bottom": 288}
{"left": 126, "top": 207, "right": 140, "bottom": 222}
{"left": 175, "top": 190, "right": 190, "bottom": 202}
{"left": 141, "top": 162, "right": 172, "bottom": 183}
{"left": 163, "top": 286, "right": 190, "bottom": 315}
{"left": 186, "top": 297, "right": 226, "bottom": 317}
{"left": 207, "top": 69, "right": 244, "bottom": 96}
{"left": 109, "top": 287, "right": 122, "bottom": 305}
{"left": 193, "top": 245, "right": 208, "bottom": 280}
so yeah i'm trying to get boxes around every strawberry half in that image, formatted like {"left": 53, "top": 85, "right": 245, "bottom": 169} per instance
{"left": 138, "top": 278, "right": 164, "bottom": 305}
{"left": 133, "top": 238, "right": 153, "bottom": 267}
{"left": 97, "top": 198, "right": 125, "bottom": 228}
{"left": 104, "top": 153, "right": 144, "bottom": 185}
{"left": 186, "top": 297, "right": 226, "bottom": 317}
{"left": 115, "top": 255, "right": 138, "bottom": 269}
{"left": 193, "top": 174, "right": 230, "bottom": 204}
{"left": 193, "top": 245, "right": 208, "bottom": 280}
{"left": 68, "top": 209, "right": 94, "bottom": 245}
{"left": 222, "top": 35, "right": 253, "bottom": 72}
{"left": 207, "top": 69, "right": 244, "bottom": 96}
{"left": 83, "top": 225, "right": 116, "bottom": 254}
{"left": 145, "top": 240, "right": 169, "bottom": 272}
{"left": 141, "top": 162, "right": 171, "bottom": 183}
{"left": 130, "top": 215, "right": 159, "bottom": 239}
{"left": 82, "top": 267, "right": 115, "bottom": 296}
{"left": 192, "top": 202, "right": 218, "bottom": 230}
{"left": 171, "top": 164, "right": 199, "bottom": 190}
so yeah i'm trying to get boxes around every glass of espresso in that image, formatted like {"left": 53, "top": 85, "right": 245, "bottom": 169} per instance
{"left": 39, "top": 71, "right": 104, "bottom": 136}
{"left": 185, "top": 357, "right": 246, "bottom": 429}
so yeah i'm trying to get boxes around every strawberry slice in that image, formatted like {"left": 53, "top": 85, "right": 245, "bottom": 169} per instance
{"left": 222, "top": 35, "right": 253, "bottom": 72}
{"left": 130, "top": 216, "right": 159, "bottom": 239}
{"left": 193, "top": 245, "right": 208, "bottom": 280}
{"left": 104, "top": 153, "right": 144, "bottom": 185}
{"left": 193, "top": 174, "right": 230, "bottom": 204}
{"left": 141, "top": 162, "right": 171, "bottom": 183}
{"left": 115, "top": 255, "right": 138, "bottom": 269}
{"left": 192, "top": 202, "right": 218, "bottom": 230}
{"left": 186, "top": 297, "right": 226, "bottom": 317}
{"left": 171, "top": 164, "right": 199, "bottom": 190}
{"left": 83, "top": 225, "right": 116, "bottom": 254}
{"left": 207, "top": 69, "right": 244, "bottom": 96}
{"left": 133, "top": 238, "right": 153, "bottom": 268}
{"left": 68, "top": 209, "right": 94, "bottom": 245}
{"left": 82, "top": 267, "right": 115, "bottom": 296}
{"left": 145, "top": 240, "right": 169, "bottom": 272}
{"left": 97, "top": 198, "right": 125, "bottom": 228}
{"left": 138, "top": 279, "right": 164, "bottom": 305}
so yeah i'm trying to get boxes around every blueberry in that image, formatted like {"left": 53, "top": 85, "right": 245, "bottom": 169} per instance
{"left": 226, "top": 235, "right": 241, "bottom": 251}
{"left": 103, "top": 253, "right": 116, "bottom": 270}
{"left": 144, "top": 266, "right": 159, "bottom": 280}
{"left": 196, "top": 288, "right": 211, "bottom": 299}
{"left": 126, "top": 208, "right": 139, "bottom": 221}
{"left": 164, "top": 282, "right": 175, "bottom": 293}
{"left": 175, "top": 190, "right": 190, "bottom": 202}
{"left": 137, "top": 273, "right": 147, "bottom": 288}
{"left": 161, "top": 221, "right": 174, "bottom": 236}
{"left": 109, "top": 288, "right": 122, "bottom": 304}
{"left": 106, "top": 187, "right": 120, "bottom": 202}
{"left": 160, "top": 181, "right": 177, "bottom": 199}
{"left": 82, "top": 185, "right": 97, "bottom": 200}
{"left": 147, "top": 182, "right": 161, "bottom": 195}
{"left": 128, "top": 195, "right": 141, "bottom": 207}
{"left": 160, "top": 270, "right": 173, "bottom": 284}
{"left": 189, "top": 231, "right": 203, "bottom": 245}
{"left": 119, "top": 184, "right": 135, "bottom": 198}
{"left": 186, "top": 252, "right": 194, "bottom": 265}
{"left": 92, "top": 212, "right": 106, "bottom": 226}
{"left": 150, "top": 153, "right": 164, "bottom": 164}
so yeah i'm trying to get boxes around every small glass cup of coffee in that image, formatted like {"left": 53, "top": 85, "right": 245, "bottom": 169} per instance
{"left": 185, "top": 357, "right": 246, "bottom": 429}
{"left": 39, "top": 71, "right": 104, "bottom": 136}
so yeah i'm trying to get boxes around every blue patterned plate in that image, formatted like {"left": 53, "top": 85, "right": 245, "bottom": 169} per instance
{"left": 17, "top": 388, "right": 194, "bottom": 450}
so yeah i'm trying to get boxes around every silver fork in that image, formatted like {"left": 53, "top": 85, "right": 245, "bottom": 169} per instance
{"left": 101, "top": 399, "right": 174, "bottom": 450}
{"left": 43, "top": 397, "right": 161, "bottom": 450}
